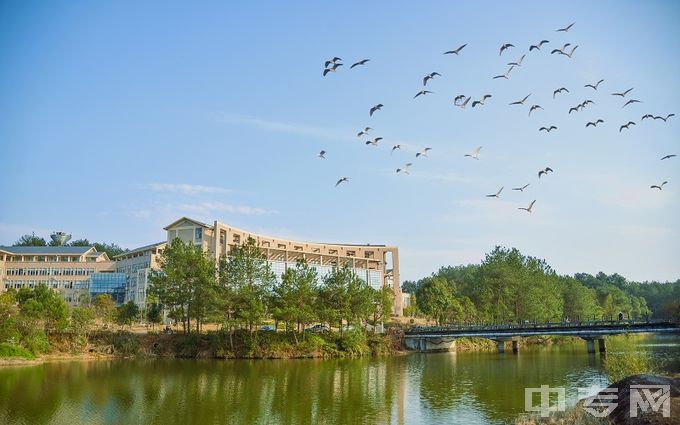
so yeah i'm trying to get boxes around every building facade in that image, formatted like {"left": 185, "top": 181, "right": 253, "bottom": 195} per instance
{"left": 163, "top": 217, "right": 403, "bottom": 315}
{"left": 114, "top": 242, "right": 166, "bottom": 310}
{"left": 0, "top": 246, "right": 117, "bottom": 304}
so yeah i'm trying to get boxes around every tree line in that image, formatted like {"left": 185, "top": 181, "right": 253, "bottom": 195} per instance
{"left": 148, "top": 238, "right": 394, "bottom": 335}
{"left": 0, "top": 286, "right": 160, "bottom": 357}
{"left": 401, "top": 246, "right": 678, "bottom": 325}
{"left": 12, "top": 233, "right": 127, "bottom": 258}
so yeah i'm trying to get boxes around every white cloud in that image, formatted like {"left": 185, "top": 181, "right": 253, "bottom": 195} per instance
{"left": 175, "top": 202, "right": 275, "bottom": 216}
{"left": 146, "top": 183, "right": 229, "bottom": 195}
{"left": 0, "top": 223, "right": 53, "bottom": 245}
{"left": 409, "top": 171, "right": 475, "bottom": 184}
{"left": 216, "top": 113, "right": 353, "bottom": 143}
{"left": 598, "top": 186, "right": 671, "bottom": 210}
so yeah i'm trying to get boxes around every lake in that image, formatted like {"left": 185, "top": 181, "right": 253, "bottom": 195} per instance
{"left": 1, "top": 334, "right": 678, "bottom": 424}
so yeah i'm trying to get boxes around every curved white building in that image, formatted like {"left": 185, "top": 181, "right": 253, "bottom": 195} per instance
{"left": 164, "top": 217, "right": 403, "bottom": 315}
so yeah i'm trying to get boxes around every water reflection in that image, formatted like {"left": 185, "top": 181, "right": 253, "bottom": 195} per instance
{"left": 0, "top": 335, "right": 677, "bottom": 425}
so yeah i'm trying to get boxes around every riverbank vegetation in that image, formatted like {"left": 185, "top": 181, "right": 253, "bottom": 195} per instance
{"left": 402, "top": 246, "right": 679, "bottom": 325}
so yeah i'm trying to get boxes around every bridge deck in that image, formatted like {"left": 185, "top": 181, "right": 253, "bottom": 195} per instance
{"left": 405, "top": 319, "right": 680, "bottom": 339}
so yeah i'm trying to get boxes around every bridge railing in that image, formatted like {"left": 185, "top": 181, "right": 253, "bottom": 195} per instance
{"left": 406, "top": 318, "right": 676, "bottom": 334}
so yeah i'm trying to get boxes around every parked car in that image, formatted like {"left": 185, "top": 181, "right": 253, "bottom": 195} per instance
{"left": 260, "top": 325, "right": 276, "bottom": 332}
{"left": 304, "top": 324, "right": 330, "bottom": 333}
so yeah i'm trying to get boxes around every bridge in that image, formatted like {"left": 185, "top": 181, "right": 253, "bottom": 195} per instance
{"left": 404, "top": 319, "right": 680, "bottom": 354}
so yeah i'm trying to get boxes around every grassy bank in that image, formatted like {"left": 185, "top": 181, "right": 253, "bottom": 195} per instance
{"left": 0, "top": 328, "right": 588, "bottom": 363}
{"left": 0, "top": 327, "right": 403, "bottom": 363}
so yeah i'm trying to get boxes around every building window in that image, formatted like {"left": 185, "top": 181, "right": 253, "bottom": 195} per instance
{"left": 195, "top": 228, "right": 203, "bottom": 241}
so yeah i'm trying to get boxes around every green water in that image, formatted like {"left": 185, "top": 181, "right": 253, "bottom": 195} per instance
{"left": 1, "top": 335, "right": 678, "bottom": 424}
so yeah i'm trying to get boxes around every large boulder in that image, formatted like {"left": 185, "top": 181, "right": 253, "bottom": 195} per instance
{"left": 589, "top": 375, "right": 679, "bottom": 425}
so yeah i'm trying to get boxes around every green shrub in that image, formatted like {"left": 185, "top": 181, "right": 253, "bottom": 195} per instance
{"left": 336, "top": 330, "right": 369, "bottom": 356}
{"left": 0, "top": 343, "right": 36, "bottom": 359}
{"left": 175, "top": 333, "right": 202, "bottom": 358}
{"left": 111, "top": 332, "right": 140, "bottom": 356}
{"left": 24, "top": 331, "right": 50, "bottom": 355}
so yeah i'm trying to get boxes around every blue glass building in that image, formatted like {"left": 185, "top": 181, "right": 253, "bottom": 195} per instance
{"left": 89, "top": 272, "right": 127, "bottom": 305}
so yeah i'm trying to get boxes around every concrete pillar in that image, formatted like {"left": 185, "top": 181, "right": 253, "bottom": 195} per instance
{"left": 512, "top": 339, "right": 519, "bottom": 354}
{"left": 585, "top": 339, "right": 595, "bottom": 354}
{"left": 497, "top": 340, "right": 506, "bottom": 354}
{"left": 598, "top": 338, "right": 606, "bottom": 353}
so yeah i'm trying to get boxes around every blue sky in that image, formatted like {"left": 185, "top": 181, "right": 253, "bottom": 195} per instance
{"left": 1, "top": 0, "right": 679, "bottom": 282}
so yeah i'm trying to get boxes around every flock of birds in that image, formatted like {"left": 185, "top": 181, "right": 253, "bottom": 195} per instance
{"left": 317, "top": 22, "right": 675, "bottom": 213}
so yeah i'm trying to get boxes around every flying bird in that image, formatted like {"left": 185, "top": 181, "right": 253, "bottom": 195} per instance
{"left": 529, "top": 40, "right": 549, "bottom": 51}
{"left": 365, "top": 137, "right": 383, "bottom": 146}
{"left": 356, "top": 127, "right": 373, "bottom": 137}
{"left": 324, "top": 57, "right": 342, "bottom": 68}
{"left": 619, "top": 121, "right": 636, "bottom": 132}
{"left": 350, "top": 59, "right": 370, "bottom": 69}
{"left": 518, "top": 200, "right": 537, "bottom": 213}
{"left": 423, "top": 72, "right": 442, "bottom": 86}
{"left": 556, "top": 22, "right": 575, "bottom": 32}
{"left": 538, "top": 167, "right": 554, "bottom": 178}
{"left": 464, "top": 146, "right": 482, "bottom": 159}
{"left": 539, "top": 126, "right": 557, "bottom": 132}
{"left": 472, "top": 94, "right": 492, "bottom": 107}
{"left": 493, "top": 66, "right": 514, "bottom": 79}
{"left": 509, "top": 94, "right": 531, "bottom": 105}
{"left": 611, "top": 88, "right": 633, "bottom": 97}
{"left": 416, "top": 147, "right": 432, "bottom": 158}
{"left": 335, "top": 177, "right": 349, "bottom": 187}
{"left": 568, "top": 106, "right": 580, "bottom": 114}
{"left": 586, "top": 119, "right": 604, "bottom": 127}
{"left": 654, "top": 113, "right": 675, "bottom": 122}
{"left": 454, "top": 94, "right": 467, "bottom": 105}
{"left": 444, "top": 44, "right": 467, "bottom": 55}
{"left": 369, "top": 104, "right": 383, "bottom": 116}
{"left": 508, "top": 54, "right": 526, "bottom": 66}
{"left": 585, "top": 79, "right": 604, "bottom": 90}
{"left": 396, "top": 163, "right": 413, "bottom": 175}
{"left": 553, "top": 87, "right": 569, "bottom": 99}
{"left": 641, "top": 114, "right": 654, "bottom": 121}
{"left": 414, "top": 90, "right": 434, "bottom": 99}
{"left": 318, "top": 150, "right": 326, "bottom": 159}
{"left": 622, "top": 99, "right": 641, "bottom": 108}
{"left": 499, "top": 43, "right": 515, "bottom": 56}
{"left": 551, "top": 43, "right": 571, "bottom": 54}
{"left": 486, "top": 186, "right": 504, "bottom": 198}
{"left": 650, "top": 181, "right": 668, "bottom": 190}
{"left": 552, "top": 44, "right": 577, "bottom": 58}
{"left": 661, "top": 154, "right": 676, "bottom": 160}
{"left": 323, "top": 63, "right": 343, "bottom": 76}
{"left": 391, "top": 144, "right": 402, "bottom": 154}
{"left": 529, "top": 104, "right": 543, "bottom": 116}
{"left": 563, "top": 45, "right": 578, "bottom": 58}
{"left": 512, "top": 184, "right": 530, "bottom": 192}
{"left": 457, "top": 96, "right": 471, "bottom": 109}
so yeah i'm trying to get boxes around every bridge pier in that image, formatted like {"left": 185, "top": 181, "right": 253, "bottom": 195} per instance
{"left": 582, "top": 336, "right": 607, "bottom": 354}
{"left": 494, "top": 337, "right": 520, "bottom": 354}
{"left": 404, "top": 337, "right": 457, "bottom": 352}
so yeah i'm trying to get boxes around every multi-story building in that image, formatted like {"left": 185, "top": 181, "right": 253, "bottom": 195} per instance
{"left": 114, "top": 242, "right": 166, "bottom": 310}
{"left": 0, "top": 246, "right": 119, "bottom": 304}
{"left": 163, "top": 217, "right": 403, "bottom": 315}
